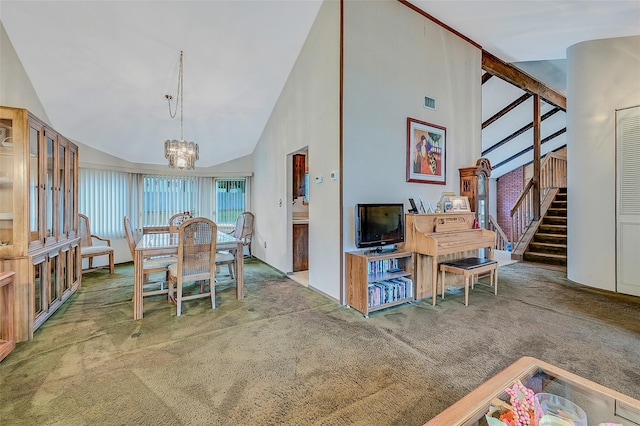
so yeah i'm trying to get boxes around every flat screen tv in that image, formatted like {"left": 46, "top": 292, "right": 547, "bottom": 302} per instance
{"left": 355, "top": 203, "right": 405, "bottom": 250}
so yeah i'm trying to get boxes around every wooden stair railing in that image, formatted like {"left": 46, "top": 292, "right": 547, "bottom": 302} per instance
{"left": 510, "top": 152, "right": 567, "bottom": 255}
{"left": 488, "top": 215, "right": 508, "bottom": 251}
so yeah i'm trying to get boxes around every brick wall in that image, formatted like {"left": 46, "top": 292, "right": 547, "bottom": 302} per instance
{"left": 496, "top": 166, "right": 524, "bottom": 241}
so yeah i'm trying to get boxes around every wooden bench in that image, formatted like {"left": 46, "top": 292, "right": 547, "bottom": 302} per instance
{"left": 439, "top": 257, "right": 498, "bottom": 306}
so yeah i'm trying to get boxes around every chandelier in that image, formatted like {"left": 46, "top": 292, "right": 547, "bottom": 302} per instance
{"left": 164, "top": 50, "right": 199, "bottom": 169}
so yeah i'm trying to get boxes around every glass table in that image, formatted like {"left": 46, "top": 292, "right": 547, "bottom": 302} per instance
{"left": 425, "top": 356, "right": 640, "bottom": 425}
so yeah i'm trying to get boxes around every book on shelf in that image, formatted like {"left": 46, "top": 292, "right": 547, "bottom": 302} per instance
{"left": 367, "top": 277, "right": 414, "bottom": 308}
{"left": 367, "top": 258, "right": 400, "bottom": 276}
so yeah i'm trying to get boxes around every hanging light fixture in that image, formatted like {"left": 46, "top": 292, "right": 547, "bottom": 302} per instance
{"left": 164, "top": 50, "right": 199, "bottom": 169}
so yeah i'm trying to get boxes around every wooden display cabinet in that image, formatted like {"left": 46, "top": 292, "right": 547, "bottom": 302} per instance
{"left": 346, "top": 250, "right": 414, "bottom": 317}
{"left": 459, "top": 158, "right": 492, "bottom": 228}
{"left": 0, "top": 106, "right": 80, "bottom": 342}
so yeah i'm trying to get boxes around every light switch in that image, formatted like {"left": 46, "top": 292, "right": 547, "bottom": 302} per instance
{"left": 330, "top": 171, "right": 338, "bottom": 180}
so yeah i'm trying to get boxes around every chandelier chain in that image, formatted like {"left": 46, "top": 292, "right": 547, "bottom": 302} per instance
{"left": 164, "top": 50, "right": 198, "bottom": 170}
{"left": 166, "top": 51, "right": 184, "bottom": 134}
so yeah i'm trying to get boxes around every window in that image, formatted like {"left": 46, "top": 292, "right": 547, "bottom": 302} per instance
{"left": 215, "top": 178, "right": 247, "bottom": 227}
{"left": 79, "top": 169, "right": 247, "bottom": 236}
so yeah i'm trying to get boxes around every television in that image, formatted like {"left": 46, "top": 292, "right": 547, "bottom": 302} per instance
{"left": 355, "top": 203, "right": 405, "bottom": 250}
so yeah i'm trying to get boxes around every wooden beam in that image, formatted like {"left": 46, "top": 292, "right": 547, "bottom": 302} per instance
{"left": 492, "top": 129, "right": 566, "bottom": 170}
{"left": 482, "top": 73, "right": 493, "bottom": 85}
{"left": 482, "top": 93, "right": 532, "bottom": 129}
{"left": 397, "top": 0, "right": 482, "bottom": 50}
{"left": 482, "top": 50, "right": 566, "bottom": 111}
{"left": 533, "top": 95, "right": 541, "bottom": 220}
{"left": 482, "top": 108, "right": 561, "bottom": 156}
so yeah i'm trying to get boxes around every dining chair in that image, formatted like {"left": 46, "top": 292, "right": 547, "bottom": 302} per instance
{"left": 78, "top": 214, "right": 115, "bottom": 275}
{"left": 227, "top": 211, "right": 254, "bottom": 258}
{"left": 168, "top": 211, "right": 192, "bottom": 234}
{"left": 123, "top": 216, "right": 176, "bottom": 297}
{"left": 167, "top": 217, "right": 217, "bottom": 316}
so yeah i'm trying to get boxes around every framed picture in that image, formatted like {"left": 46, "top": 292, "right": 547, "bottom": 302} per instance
{"left": 406, "top": 117, "right": 446, "bottom": 184}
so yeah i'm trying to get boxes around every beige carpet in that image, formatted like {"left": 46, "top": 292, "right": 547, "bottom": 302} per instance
{"left": 0, "top": 260, "right": 638, "bottom": 425}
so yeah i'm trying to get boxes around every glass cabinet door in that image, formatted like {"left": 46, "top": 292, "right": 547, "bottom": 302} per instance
{"left": 33, "top": 260, "right": 46, "bottom": 319}
{"left": 45, "top": 130, "right": 56, "bottom": 240}
{"left": 48, "top": 252, "right": 60, "bottom": 306}
{"left": 60, "top": 249, "right": 69, "bottom": 292}
{"left": 58, "top": 138, "right": 67, "bottom": 238}
{"left": 68, "top": 146, "right": 77, "bottom": 237}
{"left": 29, "top": 120, "right": 41, "bottom": 245}
{"left": 0, "top": 117, "right": 13, "bottom": 249}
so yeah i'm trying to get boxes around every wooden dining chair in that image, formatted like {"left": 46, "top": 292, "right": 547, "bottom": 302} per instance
{"left": 168, "top": 211, "right": 192, "bottom": 234}
{"left": 167, "top": 217, "right": 217, "bottom": 316}
{"left": 123, "top": 216, "right": 176, "bottom": 297}
{"left": 78, "top": 214, "right": 115, "bottom": 275}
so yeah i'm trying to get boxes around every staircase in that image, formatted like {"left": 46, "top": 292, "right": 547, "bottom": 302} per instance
{"left": 523, "top": 188, "right": 567, "bottom": 265}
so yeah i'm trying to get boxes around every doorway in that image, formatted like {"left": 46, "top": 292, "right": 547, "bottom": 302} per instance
{"left": 288, "top": 148, "right": 309, "bottom": 284}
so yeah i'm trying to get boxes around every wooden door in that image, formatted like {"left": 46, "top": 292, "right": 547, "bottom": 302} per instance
{"left": 293, "top": 223, "right": 308, "bottom": 272}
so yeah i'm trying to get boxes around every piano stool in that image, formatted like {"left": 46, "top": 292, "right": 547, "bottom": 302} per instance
{"left": 439, "top": 257, "right": 498, "bottom": 306}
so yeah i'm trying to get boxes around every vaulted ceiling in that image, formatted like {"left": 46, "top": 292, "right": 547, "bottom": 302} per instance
{"left": 1, "top": 1, "right": 638, "bottom": 172}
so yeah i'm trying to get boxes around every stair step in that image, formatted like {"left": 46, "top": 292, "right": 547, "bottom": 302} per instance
{"left": 523, "top": 251, "right": 567, "bottom": 266}
{"left": 534, "top": 233, "right": 567, "bottom": 244}
{"left": 528, "top": 242, "right": 567, "bottom": 255}
{"left": 539, "top": 224, "right": 567, "bottom": 234}
{"left": 548, "top": 208, "right": 567, "bottom": 216}
{"left": 543, "top": 216, "right": 567, "bottom": 225}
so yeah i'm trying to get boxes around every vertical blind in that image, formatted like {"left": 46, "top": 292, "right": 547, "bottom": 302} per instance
{"left": 215, "top": 178, "right": 247, "bottom": 227}
{"left": 79, "top": 168, "right": 133, "bottom": 238}
{"left": 142, "top": 175, "right": 214, "bottom": 226}
{"left": 79, "top": 169, "right": 248, "bottom": 237}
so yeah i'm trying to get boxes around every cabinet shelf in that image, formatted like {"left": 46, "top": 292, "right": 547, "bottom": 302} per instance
{"left": 367, "top": 297, "right": 414, "bottom": 314}
{"left": 368, "top": 270, "right": 412, "bottom": 283}
{"left": 346, "top": 250, "right": 415, "bottom": 317}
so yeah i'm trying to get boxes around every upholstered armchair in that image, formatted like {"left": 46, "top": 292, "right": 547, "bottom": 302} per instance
{"left": 78, "top": 214, "right": 115, "bottom": 275}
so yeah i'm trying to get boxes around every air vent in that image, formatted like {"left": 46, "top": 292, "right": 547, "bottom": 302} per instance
{"left": 424, "top": 96, "right": 436, "bottom": 110}
{"left": 616, "top": 400, "right": 640, "bottom": 424}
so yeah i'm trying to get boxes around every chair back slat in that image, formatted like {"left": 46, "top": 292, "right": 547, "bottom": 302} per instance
{"left": 78, "top": 214, "right": 92, "bottom": 247}
{"left": 178, "top": 218, "right": 217, "bottom": 280}
{"left": 123, "top": 216, "right": 136, "bottom": 258}
{"left": 169, "top": 212, "right": 192, "bottom": 234}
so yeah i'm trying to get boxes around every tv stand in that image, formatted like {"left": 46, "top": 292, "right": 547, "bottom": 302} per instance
{"left": 345, "top": 250, "right": 414, "bottom": 317}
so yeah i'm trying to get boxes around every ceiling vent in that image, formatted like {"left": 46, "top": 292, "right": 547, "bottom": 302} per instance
{"left": 424, "top": 96, "right": 436, "bottom": 110}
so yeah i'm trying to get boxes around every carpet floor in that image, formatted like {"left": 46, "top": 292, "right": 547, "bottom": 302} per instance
{"left": 0, "top": 259, "right": 638, "bottom": 425}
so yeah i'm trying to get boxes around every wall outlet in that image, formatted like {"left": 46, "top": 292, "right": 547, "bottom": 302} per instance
{"left": 264, "top": 241, "right": 267, "bottom": 248}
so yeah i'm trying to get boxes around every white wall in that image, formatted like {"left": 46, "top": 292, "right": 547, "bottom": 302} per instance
{"left": 342, "top": 0, "right": 482, "bottom": 255}
{"left": 0, "top": 21, "right": 49, "bottom": 123}
{"left": 252, "top": 0, "right": 341, "bottom": 299}
{"left": 567, "top": 36, "right": 640, "bottom": 291}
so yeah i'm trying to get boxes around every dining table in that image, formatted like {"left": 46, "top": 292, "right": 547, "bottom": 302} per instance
{"left": 133, "top": 229, "right": 244, "bottom": 320}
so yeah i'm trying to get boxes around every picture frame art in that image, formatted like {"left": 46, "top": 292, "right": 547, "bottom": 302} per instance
{"left": 406, "top": 117, "right": 446, "bottom": 184}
